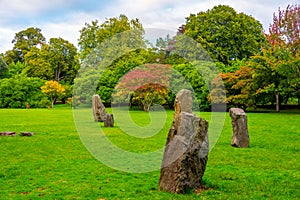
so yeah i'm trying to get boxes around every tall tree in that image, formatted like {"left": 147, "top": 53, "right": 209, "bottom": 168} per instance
{"left": 249, "top": 4, "right": 300, "bottom": 112}
{"left": 5, "top": 27, "right": 46, "bottom": 64}
{"left": 184, "top": 5, "right": 266, "bottom": 65}
{"left": 269, "top": 4, "right": 300, "bottom": 107}
{"left": 78, "top": 14, "right": 144, "bottom": 60}
{"left": 24, "top": 45, "right": 53, "bottom": 80}
{"left": 48, "top": 37, "right": 79, "bottom": 83}
{"left": 75, "top": 15, "right": 146, "bottom": 105}
{"left": 24, "top": 37, "right": 79, "bottom": 84}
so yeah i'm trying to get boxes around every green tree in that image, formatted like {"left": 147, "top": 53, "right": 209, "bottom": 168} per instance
{"left": 24, "top": 38, "right": 79, "bottom": 84}
{"left": 0, "top": 56, "right": 8, "bottom": 78}
{"left": 6, "top": 61, "right": 27, "bottom": 78}
{"left": 184, "top": 5, "right": 266, "bottom": 65}
{"left": 24, "top": 45, "right": 53, "bottom": 80}
{"left": 5, "top": 27, "right": 46, "bottom": 64}
{"left": 48, "top": 37, "right": 79, "bottom": 83}
{"left": 0, "top": 75, "right": 45, "bottom": 108}
{"left": 78, "top": 14, "right": 144, "bottom": 60}
{"left": 41, "top": 80, "right": 66, "bottom": 108}
{"left": 248, "top": 4, "right": 300, "bottom": 112}
{"left": 75, "top": 15, "right": 146, "bottom": 105}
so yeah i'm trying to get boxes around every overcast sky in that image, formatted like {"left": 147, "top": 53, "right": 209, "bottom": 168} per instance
{"left": 0, "top": 0, "right": 299, "bottom": 53}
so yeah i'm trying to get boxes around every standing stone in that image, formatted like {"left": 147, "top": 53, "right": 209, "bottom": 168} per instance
{"left": 159, "top": 89, "right": 209, "bottom": 194}
{"left": 229, "top": 108, "right": 249, "bottom": 148}
{"left": 104, "top": 114, "right": 114, "bottom": 127}
{"left": 92, "top": 94, "right": 114, "bottom": 127}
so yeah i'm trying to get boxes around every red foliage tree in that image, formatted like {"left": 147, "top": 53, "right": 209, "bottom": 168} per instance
{"left": 113, "top": 64, "right": 171, "bottom": 111}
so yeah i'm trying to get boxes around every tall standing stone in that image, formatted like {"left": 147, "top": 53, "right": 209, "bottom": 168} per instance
{"left": 92, "top": 94, "right": 114, "bottom": 127}
{"left": 159, "top": 89, "right": 209, "bottom": 194}
{"left": 229, "top": 108, "right": 249, "bottom": 148}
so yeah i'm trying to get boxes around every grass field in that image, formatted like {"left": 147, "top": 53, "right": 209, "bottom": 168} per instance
{"left": 0, "top": 106, "right": 299, "bottom": 199}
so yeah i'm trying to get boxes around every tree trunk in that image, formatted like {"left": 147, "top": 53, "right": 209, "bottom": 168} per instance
{"left": 298, "top": 96, "right": 300, "bottom": 109}
{"left": 276, "top": 93, "right": 280, "bottom": 112}
{"left": 55, "top": 66, "right": 62, "bottom": 82}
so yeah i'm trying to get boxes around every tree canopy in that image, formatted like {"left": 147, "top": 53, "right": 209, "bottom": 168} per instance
{"left": 4, "top": 27, "right": 46, "bottom": 64}
{"left": 184, "top": 5, "right": 266, "bottom": 65}
{"left": 78, "top": 14, "right": 144, "bottom": 60}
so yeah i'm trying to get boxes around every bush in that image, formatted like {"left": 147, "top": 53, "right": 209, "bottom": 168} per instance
{"left": 0, "top": 75, "right": 45, "bottom": 108}
{"left": 39, "top": 98, "right": 52, "bottom": 108}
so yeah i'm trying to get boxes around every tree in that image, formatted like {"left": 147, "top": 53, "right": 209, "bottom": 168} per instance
{"left": 6, "top": 61, "right": 27, "bottom": 78}
{"left": 97, "top": 49, "right": 151, "bottom": 103}
{"left": 24, "top": 37, "right": 79, "bottom": 84}
{"left": 268, "top": 4, "right": 300, "bottom": 107}
{"left": 48, "top": 38, "right": 79, "bottom": 83}
{"left": 248, "top": 4, "right": 300, "bottom": 112}
{"left": 0, "top": 56, "right": 8, "bottom": 78}
{"left": 24, "top": 46, "right": 53, "bottom": 80}
{"left": 74, "top": 16, "right": 147, "bottom": 105}
{"left": 78, "top": 14, "right": 144, "bottom": 60}
{"left": 0, "top": 75, "right": 45, "bottom": 108}
{"left": 212, "top": 67, "right": 256, "bottom": 110}
{"left": 41, "top": 80, "right": 66, "bottom": 108}
{"left": 5, "top": 27, "right": 46, "bottom": 64}
{"left": 113, "top": 64, "right": 170, "bottom": 111}
{"left": 184, "top": 5, "right": 266, "bottom": 65}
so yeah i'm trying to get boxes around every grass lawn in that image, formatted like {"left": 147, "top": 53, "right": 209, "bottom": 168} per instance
{"left": 0, "top": 106, "right": 299, "bottom": 199}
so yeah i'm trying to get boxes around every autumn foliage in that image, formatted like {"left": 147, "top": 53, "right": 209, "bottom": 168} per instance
{"left": 113, "top": 64, "right": 170, "bottom": 111}
{"left": 41, "top": 80, "right": 66, "bottom": 108}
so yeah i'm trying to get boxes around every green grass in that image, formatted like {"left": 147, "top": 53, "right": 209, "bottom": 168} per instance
{"left": 0, "top": 106, "right": 299, "bottom": 199}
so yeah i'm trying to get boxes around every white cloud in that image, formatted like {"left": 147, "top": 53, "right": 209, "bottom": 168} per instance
{"left": 0, "top": 0, "right": 66, "bottom": 15}
{"left": 0, "top": 27, "right": 16, "bottom": 52}
{"left": 40, "top": 12, "right": 96, "bottom": 47}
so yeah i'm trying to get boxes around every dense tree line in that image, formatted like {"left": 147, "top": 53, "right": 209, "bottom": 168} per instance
{"left": 0, "top": 4, "right": 299, "bottom": 111}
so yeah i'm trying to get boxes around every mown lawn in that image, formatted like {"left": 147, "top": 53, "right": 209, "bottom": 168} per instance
{"left": 0, "top": 106, "right": 299, "bottom": 199}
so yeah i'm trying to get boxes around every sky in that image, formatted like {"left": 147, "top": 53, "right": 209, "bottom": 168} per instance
{"left": 0, "top": 0, "right": 299, "bottom": 53}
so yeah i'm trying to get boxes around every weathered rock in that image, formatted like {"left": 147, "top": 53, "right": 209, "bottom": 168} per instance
{"left": 92, "top": 94, "right": 114, "bottom": 127}
{"left": 104, "top": 114, "right": 114, "bottom": 127}
{"left": 229, "top": 108, "right": 249, "bottom": 148}
{"left": 21, "top": 132, "right": 34, "bottom": 137}
{"left": 0, "top": 131, "right": 17, "bottom": 136}
{"left": 159, "top": 89, "right": 209, "bottom": 194}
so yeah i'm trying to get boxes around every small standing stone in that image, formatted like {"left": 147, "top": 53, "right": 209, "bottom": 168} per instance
{"left": 159, "top": 89, "right": 209, "bottom": 194}
{"left": 92, "top": 94, "right": 114, "bottom": 127}
{"left": 229, "top": 108, "right": 249, "bottom": 148}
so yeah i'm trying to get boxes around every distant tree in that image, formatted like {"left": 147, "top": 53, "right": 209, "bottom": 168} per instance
{"left": 210, "top": 67, "right": 256, "bottom": 110}
{"left": 0, "top": 56, "right": 8, "bottom": 78}
{"left": 248, "top": 4, "right": 300, "bottom": 112}
{"left": 184, "top": 5, "right": 266, "bottom": 65}
{"left": 113, "top": 64, "right": 170, "bottom": 111}
{"left": 78, "top": 14, "right": 144, "bottom": 60}
{"left": 75, "top": 16, "right": 147, "bottom": 105}
{"left": 5, "top": 27, "right": 46, "bottom": 64}
{"left": 24, "top": 45, "right": 53, "bottom": 80}
{"left": 41, "top": 80, "right": 66, "bottom": 108}
{"left": 6, "top": 61, "right": 27, "bottom": 77}
{"left": 0, "top": 75, "right": 44, "bottom": 108}
{"left": 48, "top": 38, "right": 79, "bottom": 83}
{"left": 24, "top": 37, "right": 79, "bottom": 84}
{"left": 97, "top": 49, "right": 151, "bottom": 103}
{"left": 269, "top": 4, "right": 300, "bottom": 107}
